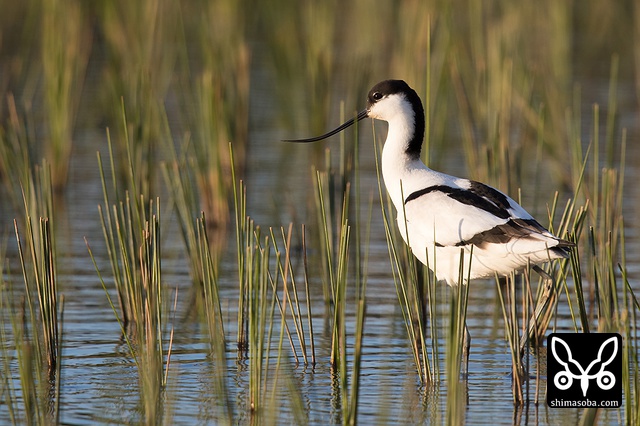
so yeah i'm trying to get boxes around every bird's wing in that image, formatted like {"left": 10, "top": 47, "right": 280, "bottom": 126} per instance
{"left": 401, "top": 179, "right": 559, "bottom": 250}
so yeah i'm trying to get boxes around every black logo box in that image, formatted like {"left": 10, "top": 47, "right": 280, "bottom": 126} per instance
{"left": 547, "top": 332, "right": 622, "bottom": 408}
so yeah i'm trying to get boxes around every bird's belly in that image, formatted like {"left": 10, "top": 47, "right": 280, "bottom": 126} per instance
{"left": 397, "top": 217, "right": 565, "bottom": 285}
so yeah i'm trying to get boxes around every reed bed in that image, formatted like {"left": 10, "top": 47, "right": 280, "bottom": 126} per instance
{"left": 194, "top": 211, "right": 232, "bottom": 424}
{"left": 86, "top": 124, "right": 174, "bottom": 424}
{"left": 0, "top": 160, "right": 64, "bottom": 424}
{"left": 314, "top": 175, "right": 361, "bottom": 423}
{"left": 176, "top": 0, "right": 250, "bottom": 230}
{"left": 0, "top": 0, "right": 638, "bottom": 424}
{"left": 0, "top": 97, "right": 38, "bottom": 211}
{"left": 41, "top": 0, "right": 91, "bottom": 190}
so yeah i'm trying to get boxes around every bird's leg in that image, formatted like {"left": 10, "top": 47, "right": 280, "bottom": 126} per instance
{"left": 520, "top": 265, "right": 557, "bottom": 356}
{"left": 462, "top": 322, "right": 470, "bottom": 378}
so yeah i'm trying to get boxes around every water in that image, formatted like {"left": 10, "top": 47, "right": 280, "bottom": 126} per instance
{"left": 2, "top": 35, "right": 639, "bottom": 426}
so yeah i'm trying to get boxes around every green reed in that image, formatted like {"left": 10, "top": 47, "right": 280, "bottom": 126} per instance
{"left": 41, "top": 0, "right": 90, "bottom": 190}
{"left": 307, "top": 111, "right": 368, "bottom": 424}
{"left": 269, "top": 225, "right": 306, "bottom": 425}
{"left": 444, "top": 252, "right": 470, "bottom": 425}
{"left": 269, "top": 225, "right": 313, "bottom": 366}
{"left": 241, "top": 224, "right": 308, "bottom": 421}
{"left": 0, "top": 7, "right": 70, "bottom": 418}
{"left": 245, "top": 227, "right": 272, "bottom": 413}
{"left": 373, "top": 129, "right": 435, "bottom": 385}
{"left": 347, "top": 134, "right": 370, "bottom": 426}
{"left": 161, "top": 135, "right": 234, "bottom": 421}
{"left": 314, "top": 167, "right": 349, "bottom": 331}
{"left": 0, "top": 241, "right": 12, "bottom": 420}
{"left": 442, "top": 1, "right": 577, "bottom": 191}
{"left": 320, "top": 184, "right": 358, "bottom": 425}
{"left": 274, "top": 231, "right": 310, "bottom": 423}
{"left": 308, "top": 107, "right": 358, "bottom": 306}
{"left": 160, "top": 134, "right": 227, "bottom": 319}
{"left": 98, "top": 0, "right": 178, "bottom": 196}
{"left": 6, "top": 160, "right": 64, "bottom": 424}
{"left": 574, "top": 121, "right": 636, "bottom": 424}
{"left": 301, "top": 224, "right": 317, "bottom": 366}
{"left": 620, "top": 237, "right": 639, "bottom": 426}
{"left": 0, "top": 0, "right": 89, "bottom": 193}
{"left": 161, "top": 154, "right": 205, "bottom": 277}
{"left": 257, "top": 0, "right": 338, "bottom": 136}
{"left": 565, "top": 55, "right": 628, "bottom": 337}
{"left": 195, "top": 212, "right": 232, "bottom": 424}
{"left": 229, "top": 151, "right": 310, "bottom": 419}
{"left": 89, "top": 126, "right": 174, "bottom": 424}
{"left": 0, "top": 96, "right": 38, "bottom": 211}
{"left": 232, "top": 170, "right": 249, "bottom": 352}
{"left": 177, "top": 0, "right": 250, "bottom": 229}
{"left": 493, "top": 117, "right": 587, "bottom": 404}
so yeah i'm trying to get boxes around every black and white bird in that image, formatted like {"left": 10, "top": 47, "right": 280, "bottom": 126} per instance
{"left": 285, "top": 79, "right": 573, "bottom": 363}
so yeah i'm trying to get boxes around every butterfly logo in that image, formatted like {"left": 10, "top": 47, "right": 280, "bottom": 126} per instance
{"left": 550, "top": 335, "right": 618, "bottom": 397}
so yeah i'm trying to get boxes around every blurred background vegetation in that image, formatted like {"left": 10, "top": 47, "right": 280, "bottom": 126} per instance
{"left": 0, "top": 0, "right": 637, "bottom": 194}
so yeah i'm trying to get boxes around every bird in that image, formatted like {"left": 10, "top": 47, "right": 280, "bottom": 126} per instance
{"left": 285, "top": 79, "right": 573, "bottom": 368}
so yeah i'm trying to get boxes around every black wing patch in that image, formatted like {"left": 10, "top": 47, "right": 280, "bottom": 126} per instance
{"left": 468, "top": 180, "right": 512, "bottom": 211}
{"left": 404, "top": 183, "right": 574, "bottom": 255}
{"left": 456, "top": 218, "right": 545, "bottom": 247}
{"left": 404, "top": 184, "right": 511, "bottom": 219}
{"left": 454, "top": 218, "right": 572, "bottom": 258}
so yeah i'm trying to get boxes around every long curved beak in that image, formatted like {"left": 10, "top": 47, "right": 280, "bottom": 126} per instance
{"left": 283, "top": 109, "right": 369, "bottom": 143}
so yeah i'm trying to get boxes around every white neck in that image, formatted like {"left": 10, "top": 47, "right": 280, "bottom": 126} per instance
{"left": 380, "top": 115, "right": 426, "bottom": 210}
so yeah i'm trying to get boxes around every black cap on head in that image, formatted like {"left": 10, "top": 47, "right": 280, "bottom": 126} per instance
{"left": 367, "top": 80, "right": 425, "bottom": 158}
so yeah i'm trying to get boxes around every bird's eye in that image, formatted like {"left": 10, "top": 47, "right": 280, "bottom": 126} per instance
{"left": 372, "top": 92, "right": 383, "bottom": 101}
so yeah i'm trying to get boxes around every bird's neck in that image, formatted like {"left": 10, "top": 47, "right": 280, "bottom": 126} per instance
{"left": 381, "top": 118, "right": 428, "bottom": 209}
